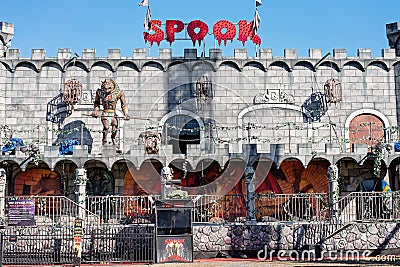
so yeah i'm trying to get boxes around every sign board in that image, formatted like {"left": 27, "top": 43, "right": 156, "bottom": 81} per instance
{"left": 156, "top": 235, "right": 193, "bottom": 263}
{"left": 144, "top": 19, "right": 261, "bottom": 46}
{"left": 8, "top": 199, "right": 36, "bottom": 226}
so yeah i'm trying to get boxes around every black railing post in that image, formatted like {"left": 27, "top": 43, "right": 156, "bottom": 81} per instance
{"left": 0, "top": 230, "right": 3, "bottom": 267}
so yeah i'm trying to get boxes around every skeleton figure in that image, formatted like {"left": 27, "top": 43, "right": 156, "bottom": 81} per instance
{"left": 91, "top": 79, "right": 130, "bottom": 148}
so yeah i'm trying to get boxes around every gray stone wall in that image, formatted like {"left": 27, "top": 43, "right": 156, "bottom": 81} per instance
{"left": 0, "top": 47, "right": 399, "bottom": 167}
{"left": 193, "top": 222, "right": 400, "bottom": 255}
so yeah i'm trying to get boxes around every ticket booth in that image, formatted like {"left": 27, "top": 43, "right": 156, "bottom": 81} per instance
{"left": 155, "top": 199, "right": 193, "bottom": 263}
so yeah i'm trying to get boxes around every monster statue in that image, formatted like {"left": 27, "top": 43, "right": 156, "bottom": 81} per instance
{"left": 91, "top": 79, "right": 130, "bottom": 150}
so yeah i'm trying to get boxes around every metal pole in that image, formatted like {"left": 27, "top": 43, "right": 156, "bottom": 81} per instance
{"left": 80, "top": 124, "right": 84, "bottom": 146}
{"left": 0, "top": 230, "right": 3, "bottom": 267}
{"left": 245, "top": 166, "right": 256, "bottom": 223}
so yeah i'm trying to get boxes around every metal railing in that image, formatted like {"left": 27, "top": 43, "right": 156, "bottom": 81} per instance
{"left": 86, "top": 196, "right": 155, "bottom": 224}
{"left": 0, "top": 195, "right": 100, "bottom": 225}
{"left": 334, "top": 191, "right": 400, "bottom": 223}
{"left": 255, "top": 193, "right": 329, "bottom": 222}
{"left": 191, "top": 194, "right": 247, "bottom": 223}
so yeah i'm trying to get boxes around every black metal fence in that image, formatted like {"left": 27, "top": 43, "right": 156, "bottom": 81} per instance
{"left": 0, "top": 224, "right": 156, "bottom": 265}
{"left": 0, "top": 196, "right": 156, "bottom": 265}
{"left": 1, "top": 225, "right": 74, "bottom": 265}
{"left": 82, "top": 224, "right": 155, "bottom": 264}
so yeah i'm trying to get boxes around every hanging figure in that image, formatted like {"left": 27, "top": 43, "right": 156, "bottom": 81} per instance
{"left": 91, "top": 79, "right": 130, "bottom": 150}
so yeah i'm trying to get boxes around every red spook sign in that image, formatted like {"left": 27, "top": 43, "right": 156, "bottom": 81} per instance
{"left": 144, "top": 19, "right": 261, "bottom": 46}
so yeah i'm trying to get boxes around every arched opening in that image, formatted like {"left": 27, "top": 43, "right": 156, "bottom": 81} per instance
{"left": 165, "top": 115, "right": 200, "bottom": 154}
{"left": 349, "top": 114, "right": 385, "bottom": 152}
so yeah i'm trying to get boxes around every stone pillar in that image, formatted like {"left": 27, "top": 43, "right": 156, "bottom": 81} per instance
{"left": 74, "top": 168, "right": 87, "bottom": 220}
{"left": 245, "top": 166, "right": 256, "bottom": 223}
{"left": 386, "top": 22, "right": 400, "bottom": 128}
{"left": 0, "top": 168, "right": 6, "bottom": 220}
{"left": 326, "top": 165, "right": 339, "bottom": 221}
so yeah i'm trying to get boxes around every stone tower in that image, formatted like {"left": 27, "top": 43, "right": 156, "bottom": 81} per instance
{"left": 0, "top": 22, "right": 14, "bottom": 58}
{"left": 387, "top": 22, "right": 400, "bottom": 127}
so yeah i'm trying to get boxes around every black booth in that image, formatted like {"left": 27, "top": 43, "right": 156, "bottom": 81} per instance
{"left": 155, "top": 199, "right": 193, "bottom": 263}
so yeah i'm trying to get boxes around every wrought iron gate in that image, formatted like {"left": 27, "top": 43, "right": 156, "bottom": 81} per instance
{"left": 0, "top": 196, "right": 156, "bottom": 265}
{"left": 1, "top": 225, "right": 75, "bottom": 265}
{"left": 82, "top": 224, "right": 155, "bottom": 263}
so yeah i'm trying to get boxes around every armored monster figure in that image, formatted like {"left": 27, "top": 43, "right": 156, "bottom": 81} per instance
{"left": 91, "top": 79, "right": 130, "bottom": 149}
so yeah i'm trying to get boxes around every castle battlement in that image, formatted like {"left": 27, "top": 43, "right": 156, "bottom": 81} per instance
{"left": 1, "top": 47, "right": 399, "bottom": 73}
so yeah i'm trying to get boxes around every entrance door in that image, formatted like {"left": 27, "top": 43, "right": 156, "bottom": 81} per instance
{"left": 349, "top": 114, "right": 385, "bottom": 152}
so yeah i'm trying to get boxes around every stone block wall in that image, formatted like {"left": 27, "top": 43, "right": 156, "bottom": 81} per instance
{"left": 193, "top": 222, "right": 400, "bottom": 256}
{"left": 0, "top": 47, "right": 399, "bottom": 159}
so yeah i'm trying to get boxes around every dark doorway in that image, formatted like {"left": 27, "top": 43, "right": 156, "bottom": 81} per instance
{"left": 165, "top": 116, "right": 200, "bottom": 154}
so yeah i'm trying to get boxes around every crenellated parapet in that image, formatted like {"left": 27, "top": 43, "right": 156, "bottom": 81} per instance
{"left": 1, "top": 47, "right": 399, "bottom": 73}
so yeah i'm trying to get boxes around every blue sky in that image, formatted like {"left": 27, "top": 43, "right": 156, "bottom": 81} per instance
{"left": 2, "top": 0, "right": 400, "bottom": 58}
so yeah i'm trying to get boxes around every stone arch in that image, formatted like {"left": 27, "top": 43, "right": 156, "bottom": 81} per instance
{"left": 343, "top": 60, "right": 365, "bottom": 72}
{"left": 237, "top": 104, "right": 303, "bottom": 153}
{"left": 14, "top": 167, "right": 61, "bottom": 196}
{"left": 293, "top": 60, "right": 314, "bottom": 71}
{"left": 53, "top": 160, "right": 78, "bottom": 199}
{"left": 129, "top": 159, "right": 163, "bottom": 195}
{"left": 116, "top": 61, "right": 140, "bottom": 72}
{"left": 0, "top": 160, "right": 22, "bottom": 196}
{"left": 253, "top": 158, "right": 283, "bottom": 194}
{"left": 167, "top": 60, "right": 189, "bottom": 71}
{"left": 141, "top": 61, "right": 165, "bottom": 72}
{"left": 91, "top": 61, "right": 114, "bottom": 72}
{"left": 366, "top": 60, "right": 389, "bottom": 72}
{"left": 243, "top": 61, "right": 266, "bottom": 72}
{"left": 64, "top": 60, "right": 89, "bottom": 72}
{"left": 40, "top": 61, "right": 62, "bottom": 71}
{"left": 345, "top": 109, "right": 390, "bottom": 152}
{"left": 159, "top": 110, "right": 205, "bottom": 152}
{"left": 319, "top": 61, "right": 341, "bottom": 73}
{"left": 268, "top": 61, "right": 291, "bottom": 72}
{"left": 84, "top": 160, "right": 114, "bottom": 196}
{"left": 14, "top": 61, "right": 39, "bottom": 72}
{"left": 191, "top": 60, "right": 216, "bottom": 72}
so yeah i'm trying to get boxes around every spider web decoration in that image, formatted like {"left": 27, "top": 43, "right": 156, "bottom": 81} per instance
{"left": 46, "top": 93, "right": 72, "bottom": 124}
{"left": 301, "top": 92, "right": 328, "bottom": 123}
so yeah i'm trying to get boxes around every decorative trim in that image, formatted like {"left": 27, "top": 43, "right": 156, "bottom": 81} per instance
{"left": 344, "top": 109, "right": 391, "bottom": 152}
{"left": 254, "top": 89, "right": 294, "bottom": 104}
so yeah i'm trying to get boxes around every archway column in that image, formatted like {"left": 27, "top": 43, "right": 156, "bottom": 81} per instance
{"left": 74, "top": 168, "right": 87, "bottom": 220}
{"left": 0, "top": 169, "right": 6, "bottom": 220}
{"left": 327, "top": 165, "right": 339, "bottom": 221}
{"left": 245, "top": 166, "right": 256, "bottom": 223}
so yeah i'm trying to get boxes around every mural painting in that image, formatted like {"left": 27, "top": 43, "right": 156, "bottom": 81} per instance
{"left": 86, "top": 168, "right": 115, "bottom": 196}
{"left": 14, "top": 168, "right": 61, "bottom": 196}
{"left": 123, "top": 160, "right": 162, "bottom": 220}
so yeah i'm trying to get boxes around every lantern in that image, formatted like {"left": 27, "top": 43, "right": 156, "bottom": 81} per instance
{"left": 196, "top": 75, "right": 212, "bottom": 102}
{"left": 324, "top": 78, "right": 342, "bottom": 104}
{"left": 63, "top": 79, "right": 82, "bottom": 105}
